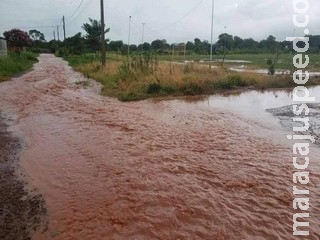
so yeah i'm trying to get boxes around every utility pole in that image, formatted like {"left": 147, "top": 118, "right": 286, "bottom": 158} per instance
{"left": 184, "top": 43, "right": 186, "bottom": 62}
{"left": 62, "top": 16, "right": 66, "bottom": 40}
{"left": 171, "top": 44, "right": 175, "bottom": 62}
{"left": 127, "top": 16, "right": 132, "bottom": 58}
{"left": 291, "top": 28, "right": 296, "bottom": 73}
{"left": 57, "top": 25, "right": 60, "bottom": 41}
{"left": 53, "top": 29, "right": 56, "bottom": 41}
{"left": 224, "top": 26, "right": 227, "bottom": 55}
{"left": 141, "top": 22, "right": 146, "bottom": 50}
{"left": 209, "top": 0, "right": 215, "bottom": 70}
{"left": 100, "top": 0, "right": 106, "bottom": 66}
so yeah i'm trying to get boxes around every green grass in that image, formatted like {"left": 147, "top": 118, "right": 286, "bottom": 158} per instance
{"left": 64, "top": 52, "right": 320, "bottom": 71}
{"left": 158, "top": 53, "right": 320, "bottom": 71}
{"left": 75, "top": 52, "right": 320, "bottom": 71}
{"left": 63, "top": 53, "right": 320, "bottom": 101}
{"left": 62, "top": 53, "right": 124, "bottom": 67}
{"left": 0, "top": 52, "right": 39, "bottom": 82}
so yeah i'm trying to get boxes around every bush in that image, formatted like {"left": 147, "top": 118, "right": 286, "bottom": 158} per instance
{"left": 181, "top": 82, "right": 204, "bottom": 95}
{"left": 267, "top": 58, "right": 275, "bottom": 75}
{"left": 214, "top": 75, "right": 251, "bottom": 90}
{"left": 162, "top": 85, "right": 177, "bottom": 94}
{"left": 147, "top": 83, "right": 161, "bottom": 94}
{"left": 21, "top": 52, "right": 38, "bottom": 61}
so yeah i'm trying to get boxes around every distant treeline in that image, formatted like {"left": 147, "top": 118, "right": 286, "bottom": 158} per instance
{"left": 4, "top": 18, "right": 317, "bottom": 55}
{"left": 36, "top": 33, "right": 320, "bottom": 56}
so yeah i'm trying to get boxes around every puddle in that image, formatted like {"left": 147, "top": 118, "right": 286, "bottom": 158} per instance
{"left": 230, "top": 65, "right": 320, "bottom": 76}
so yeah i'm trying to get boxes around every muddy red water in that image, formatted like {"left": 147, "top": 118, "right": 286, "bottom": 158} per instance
{"left": 1, "top": 54, "right": 320, "bottom": 239}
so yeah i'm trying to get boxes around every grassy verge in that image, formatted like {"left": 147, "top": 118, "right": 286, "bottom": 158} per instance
{"left": 63, "top": 54, "right": 320, "bottom": 101}
{"left": 157, "top": 53, "right": 320, "bottom": 71}
{"left": 88, "top": 52, "right": 320, "bottom": 70}
{"left": 0, "top": 52, "right": 39, "bottom": 82}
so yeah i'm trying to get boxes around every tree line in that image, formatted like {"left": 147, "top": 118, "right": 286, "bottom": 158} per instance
{"left": 3, "top": 18, "right": 320, "bottom": 55}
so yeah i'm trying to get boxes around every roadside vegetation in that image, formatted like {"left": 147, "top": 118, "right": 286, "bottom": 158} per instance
{"left": 2, "top": 20, "right": 320, "bottom": 100}
{"left": 63, "top": 53, "right": 320, "bottom": 101}
{"left": 0, "top": 52, "right": 38, "bottom": 82}
{"left": 0, "top": 29, "right": 38, "bottom": 82}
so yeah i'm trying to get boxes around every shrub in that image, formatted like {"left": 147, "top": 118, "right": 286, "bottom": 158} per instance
{"left": 267, "top": 58, "right": 275, "bottom": 75}
{"left": 117, "top": 53, "right": 159, "bottom": 81}
{"left": 181, "top": 82, "right": 204, "bottom": 95}
{"left": 162, "top": 85, "right": 177, "bottom": 94}
{"left": 214, "top": 75, "right": 251, "bottom": 90}
{"left": 21, "top": 52, "right": 38, "bottom": 61}
{"left": 147, "top": 83, "right": 161, "bottom": 94}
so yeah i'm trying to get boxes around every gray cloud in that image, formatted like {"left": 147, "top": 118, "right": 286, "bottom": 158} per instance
{"left": 1, "top": 0, "right": 319, "bottom": 43}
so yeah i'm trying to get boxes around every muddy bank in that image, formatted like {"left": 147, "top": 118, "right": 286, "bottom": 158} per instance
{"left": 0, "top": 116, "right": 46, "bottom": 240}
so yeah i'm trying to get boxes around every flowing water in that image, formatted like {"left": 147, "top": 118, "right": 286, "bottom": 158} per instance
{"left": 1, "top": 54, "right": 320, "bottom": 239}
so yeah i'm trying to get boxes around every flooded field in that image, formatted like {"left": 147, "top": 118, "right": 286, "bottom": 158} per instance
{"left": 0, "top": 54, "right": 320, "bottom": 239}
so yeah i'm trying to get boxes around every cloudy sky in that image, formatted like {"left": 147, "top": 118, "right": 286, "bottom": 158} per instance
{"left": 1, "top": 0, "right": 319, "bottom": 44}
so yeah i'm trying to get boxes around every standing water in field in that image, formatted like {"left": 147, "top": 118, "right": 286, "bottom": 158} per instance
{"left": 0, "top": 54, "right": 320, "bottom": 239}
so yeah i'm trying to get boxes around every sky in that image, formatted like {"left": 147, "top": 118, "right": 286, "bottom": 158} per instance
{"left": 0, "top": 0, "right": 319, "bottom": 44}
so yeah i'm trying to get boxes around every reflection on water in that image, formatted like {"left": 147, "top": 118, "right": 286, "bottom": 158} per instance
{"left": 177, "top": 86, "right": 320, "bottom": 124}
{"left": 230, "top": 66, "right": 320, "bottom": 76}
{"left": 0, "top": 55, "right": 320, "bottom": 239}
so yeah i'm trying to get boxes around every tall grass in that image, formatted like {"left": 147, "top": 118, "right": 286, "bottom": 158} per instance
{"left": 0, "top": 52, "right": 39, "bottom": 82}
{"left": 66, "top": 54, "right": 320, "bottom": 101}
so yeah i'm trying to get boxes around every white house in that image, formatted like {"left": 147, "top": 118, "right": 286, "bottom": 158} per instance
{"left": 0, "top": 39, "right": 7, "bottom": 57}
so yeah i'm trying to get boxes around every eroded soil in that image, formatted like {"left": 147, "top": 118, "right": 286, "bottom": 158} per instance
{"left": 0, "top": 117, "right": 46, "bottom": 240}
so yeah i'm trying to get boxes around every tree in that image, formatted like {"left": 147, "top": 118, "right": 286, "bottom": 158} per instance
{"left": 130, "top": 44, "right": 138, "bottom": 52}
{"left": 242, "top": 38, "right": 259, "bottom": 51}
{"left": 3, "top": 29, "right": 32, "bottom": 52}
{"left": 82, "top": 18, "right": 110, "bottom": 52}
{"left": 108, "top": 40, "right": 123, "bottom": 52}
{"left": 151, "top": 39, "right": 165, "bottom": 50}
{"left": 186, "top": 41, "right": 194, "bottom": 50}
{"left": 120, "top": 44, "right": 128, "bottom": 55}
{"left": 29, "top": 29, "right": 45, "bottom": 42}
{"left": 63, "top": 33, "right": 86, "bottom": 55}
{"left": 260, "top": 35, "right": 279, "bottom": 53}
{"left": 306, "top": 35, "right": 320, "bottom": 53}
{"left": 233, "top": 36, "right": 243, "bottom": 49}
{"left": 193, "top": 38, "right": 209, "bottom": 54}
{"left": 217, "top": 33, "right": 234, "bottom": 50}
{"left": 138, "top": 42, "right": 152, "bottom": 51}
{"left": 142, "top": 42, "right": 151, "bottom": 51}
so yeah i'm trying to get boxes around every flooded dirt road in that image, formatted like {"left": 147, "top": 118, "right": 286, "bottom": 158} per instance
{"left": 1, "top": 54, "right": 320, "bottom": 239}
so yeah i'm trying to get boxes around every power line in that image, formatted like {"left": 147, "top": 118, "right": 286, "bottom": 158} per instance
{"left": 152, "top": 0, "right": 204, "bottom": 32}
{"left": 67, "top": 0, "right": 94, "bottom": 25}
{"left": 130, "top": 0, "right": 203, "bottom": 35}
{"left": 130, "top": 22, "right": 189, "bottom": 44}
{"left": 68, "top": 0, "right": 86, "bottom": 19}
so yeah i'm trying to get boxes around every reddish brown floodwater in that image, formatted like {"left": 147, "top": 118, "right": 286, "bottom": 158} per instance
{"left": 1, "top": 54, "right": 320, "bottom": 239}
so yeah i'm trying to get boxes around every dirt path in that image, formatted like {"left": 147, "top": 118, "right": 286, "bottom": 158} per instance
{"left": 0, "top": 54, "right": 319, "bottom": 239}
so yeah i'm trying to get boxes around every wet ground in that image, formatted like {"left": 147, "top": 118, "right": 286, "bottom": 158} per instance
{"left": 0, "top": 54, "right": 320, "bottom": 239}
{"left": 0, "top": 116, "right": 46, "bottom": 240}
{"left": 267, "top": 103, "right": 320, "bottom": 145}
